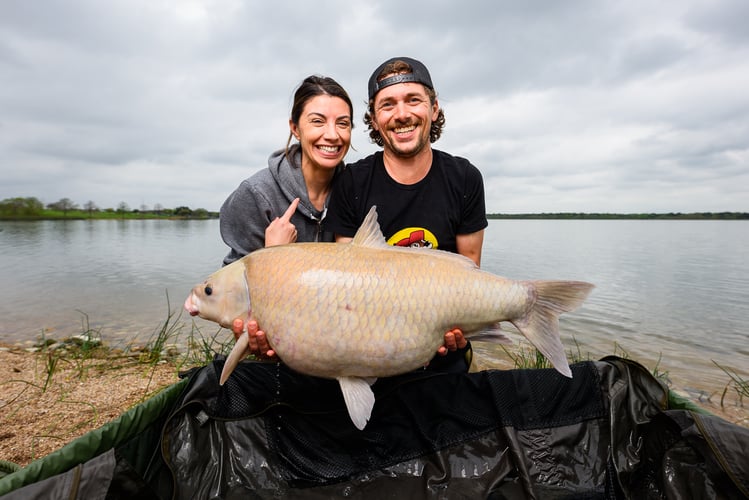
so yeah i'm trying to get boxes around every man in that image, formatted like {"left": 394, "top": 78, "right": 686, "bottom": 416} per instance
{"left": 237, "top": 58, "right": 486, "bottom": 365}
{"left": 324, "top": 56, "right": 488, "bottom": 368}
{"left": 326, "top": 56, "right": 486, "bottom": 263}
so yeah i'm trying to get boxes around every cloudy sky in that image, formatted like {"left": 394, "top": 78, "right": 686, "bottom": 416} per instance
{"left": 1, "top": 0, "right": 747, "bottom": 214}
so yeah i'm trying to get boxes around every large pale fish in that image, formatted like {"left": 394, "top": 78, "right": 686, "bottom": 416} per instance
{"left": 184, "top": 206, "right": 594, "bottom": 430}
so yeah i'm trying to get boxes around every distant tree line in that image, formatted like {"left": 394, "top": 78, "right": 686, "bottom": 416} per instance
{"left": 487, "top": 212, "right": 749, "bottom": 220}
{"left": 3, "top": 196, "right": 745, "bottom": 220}
{"left": 0, "top": 197, "right": 218, "bottom": 219}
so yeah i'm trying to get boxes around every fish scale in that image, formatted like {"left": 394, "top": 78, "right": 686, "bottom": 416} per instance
{"left": 247, "top": 244, "right": 453, "bottom": 375}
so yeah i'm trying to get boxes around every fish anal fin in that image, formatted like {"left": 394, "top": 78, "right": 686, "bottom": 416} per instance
{"left": 337, "top": 376, "right": 377, "bottom": 430}
{"left": 469, "top": 323, "right": 513, "bottom": 345}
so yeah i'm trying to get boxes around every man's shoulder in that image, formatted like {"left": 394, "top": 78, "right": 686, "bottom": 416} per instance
{"left": 345, "top": 152, "right": 380, "bottom": 170}
{"left": 433, "top": 149, "right": 473, "bottom": 168}
{"left": 432, "top": 149, "right": 482, "bottom": 180}
{"left": 339, "top": 153, "right": 382, "bottom": 184}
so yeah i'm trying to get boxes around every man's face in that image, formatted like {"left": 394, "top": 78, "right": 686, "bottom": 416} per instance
{"left": 371, "top": 81, "right": 439, "bottom": 158}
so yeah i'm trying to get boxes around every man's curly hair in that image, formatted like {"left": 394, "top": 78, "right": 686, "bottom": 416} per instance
{"left": 364, "top": 60, "right": 445, "bottom": 147}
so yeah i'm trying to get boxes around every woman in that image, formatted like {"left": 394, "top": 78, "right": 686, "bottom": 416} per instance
{"left": 220, "top": 75, "right": 354, "bottom": 265}
{"left": 219, "top": 75, "right": 353, "bottom": 356}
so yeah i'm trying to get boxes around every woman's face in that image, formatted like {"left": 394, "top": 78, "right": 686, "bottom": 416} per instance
{"left": 290, "top": 95, "right": 352, "bottom": 171}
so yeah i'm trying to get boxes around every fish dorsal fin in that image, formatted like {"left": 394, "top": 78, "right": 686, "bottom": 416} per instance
{"left": 337, "top": 376, "right": 376, "bottom": 430}
{"left": 351, "top": 206, "right": 390, "bottom": 249}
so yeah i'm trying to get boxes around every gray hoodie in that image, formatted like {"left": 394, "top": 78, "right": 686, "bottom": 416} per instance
{"left": 219, "top": 144, "right": 340, "bottom": 265}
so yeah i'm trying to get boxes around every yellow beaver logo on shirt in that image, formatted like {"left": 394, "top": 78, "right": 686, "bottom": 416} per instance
{"left": 387, "top": 227, "right": 438, "bottom": 249}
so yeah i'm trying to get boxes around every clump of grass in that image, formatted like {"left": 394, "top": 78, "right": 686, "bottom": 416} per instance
{"left": 501, "top": 343, "right": 552, "bottom": 370}
{"left": 30, "top": 312, "right": 108, "bottom": 388}
{"left": 139, "top": 292, "right": 185, "bottom": 366}
{"left": 67, "top": 310, "right": 106, "bottom": 379}
{"left": 41, "top": 349, "right": 60, "bottom": 393}
{"left": 72, "top": 310, "right": 104, "bottom": 359}
{"left": 126, "top": 293, "right": 193, "bottom": 399}
{"left": 502, "top": 339, "right": 672, "bottom": 388}
{"left": 567, "top": 336, "right": 591, "bottom": 364}
{"left": 713, "top": 360, "right": 748, "bottom": 408}
{"left": 612, "top": 342, "right": 671, "bottom": 386}
{"left": 501, "top": 336, "right": 591, "bottom": 371}
{"left": 32, "top": 330, "right": 64, "bottom": 393}
{"left": 650, "top": 352, "right": 671, "bottom": 387}
{"left": 181, "top": 321, "right": 233, "bottom": 368}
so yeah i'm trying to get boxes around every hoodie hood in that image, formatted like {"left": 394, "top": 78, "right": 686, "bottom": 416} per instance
{"left": 267, "top": 144, "right": 341, "bottom": 222}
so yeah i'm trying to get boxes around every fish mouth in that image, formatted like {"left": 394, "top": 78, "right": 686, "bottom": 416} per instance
{"left": 184, "top": 293, "right": 200, "bottom": 317}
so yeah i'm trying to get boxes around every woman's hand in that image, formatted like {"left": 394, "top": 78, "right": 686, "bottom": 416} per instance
{"left": 264, "top": 198, "right": 300, "bottom": 247}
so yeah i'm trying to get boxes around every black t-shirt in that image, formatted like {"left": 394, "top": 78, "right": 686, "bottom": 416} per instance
{"left": 325, "top": 150, "right": 487, "bottom": 253}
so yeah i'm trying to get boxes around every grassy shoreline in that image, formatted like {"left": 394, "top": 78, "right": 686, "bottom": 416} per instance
{"left": 1, "top": 322, "right": 747, "bottom": 468}
{"left": 0, "top": 312, "right": 230, "bottom": 467}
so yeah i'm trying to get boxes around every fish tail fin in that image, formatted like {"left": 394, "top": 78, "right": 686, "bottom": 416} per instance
{"left": 219, "top": 333, "right": 250, "bottom": 385}
{"left": 337, "top": 376, "right": 376, "bottom": 430}
{"left": 511, "top": 280, "right": 594, "bottom": 378}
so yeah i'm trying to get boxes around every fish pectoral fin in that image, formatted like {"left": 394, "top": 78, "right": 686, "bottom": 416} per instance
{"left": 469, "top": 324, "right": 513, "bottom": 345}
{"left": 337, "top": 376, "right": 377, "bottom": 430}
{"left": 219, "top": 333, "right": 250, "bottom": 385}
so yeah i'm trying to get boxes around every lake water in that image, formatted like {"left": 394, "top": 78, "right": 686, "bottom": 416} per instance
{"left": 1, "top": 218, "right": 747, "bottom": 396}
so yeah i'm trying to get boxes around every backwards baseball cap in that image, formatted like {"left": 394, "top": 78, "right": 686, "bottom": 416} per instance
{"left": 367, "top": 56, "right": 434, "bottom": 101}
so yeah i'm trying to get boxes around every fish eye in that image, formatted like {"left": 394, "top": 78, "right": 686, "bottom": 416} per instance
{"left": 204, "top": 285, "right": 213, "bottom": 296}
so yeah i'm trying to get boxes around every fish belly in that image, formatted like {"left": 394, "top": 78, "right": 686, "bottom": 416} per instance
{"left": 244, "top": 243, "right": 530, "bottom": 378}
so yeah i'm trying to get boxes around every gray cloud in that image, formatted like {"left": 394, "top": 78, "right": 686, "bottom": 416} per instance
{"left": 0, "top": 0, "right": 747, "bottom": 213}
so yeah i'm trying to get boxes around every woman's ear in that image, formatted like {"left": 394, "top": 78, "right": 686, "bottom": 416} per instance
{"left": 289, "top": 119, "right": 300, "bottom": 140}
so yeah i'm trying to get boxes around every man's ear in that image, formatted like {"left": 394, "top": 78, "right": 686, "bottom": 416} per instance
{"left": 370, "top": 112, "right": 380, "bottom": 131}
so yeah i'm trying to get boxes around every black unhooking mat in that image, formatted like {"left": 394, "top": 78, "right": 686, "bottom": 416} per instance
{"left": 1, "top": 356, "right": 748, "bottom": 499}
